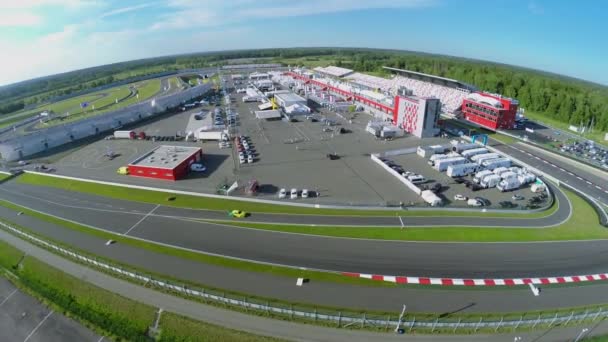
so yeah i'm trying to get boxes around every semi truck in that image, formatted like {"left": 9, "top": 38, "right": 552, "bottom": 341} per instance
{"left": 471, "top": 153, "right": 501, "bottom": 165}
{"left": 460, "top": 147, "right": 488, "bottom": 159}
{"left": 474, "top": 170, "right": 494, "bottom": 183}
{"left": 481, "top": 158, "right": 512, "bottom": 170}
{"left": 480, "top": 174, "right": 501, "bottom": 188}
{"left": 497, "top": 178, "right": 522, "bottom": 192}
{"left": 446, "top": 163, "right": 479, "bottom": 177}
{"left": 434, "top": 157, "right": 466, "bottom": 172}
{"left": 113, "top": 130, "right": 136, "bottom": 139}
{"left": 196, "top": 130, "right": 229, "bottom": 141}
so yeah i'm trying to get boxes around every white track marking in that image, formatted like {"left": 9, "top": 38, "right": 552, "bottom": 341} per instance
{"left": 0, "top": 289, "right": 17, "bottom": 307}
{"left": 123, "top": 205, "right": 160, "bottom": 235}
{"left": 23, "top": 310, "right": 53, "bottom": 342}
{"left": 398, "top": 216, "right": 404, "bottom": 228}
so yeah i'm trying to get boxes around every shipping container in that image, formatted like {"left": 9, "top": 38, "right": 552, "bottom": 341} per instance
{"left": 446, "top": 163, "right": 478, "bottom": 177}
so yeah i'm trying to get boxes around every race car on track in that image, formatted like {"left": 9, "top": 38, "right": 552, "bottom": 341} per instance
{"left": 228, "top": 210, "right": 248, "bottom": 218}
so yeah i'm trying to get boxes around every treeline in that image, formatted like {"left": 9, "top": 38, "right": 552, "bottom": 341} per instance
{"left": 2, "top": 48, "right": 607, "bottom": 131}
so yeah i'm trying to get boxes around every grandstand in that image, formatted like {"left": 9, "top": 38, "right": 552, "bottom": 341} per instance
{"left": 313, "top": 66, "right": 354, "bottom": 78}
{"left": 345, "top": 72, "right": 393, "bottom": 92}
{"left": 383, "top": 67, "right": 476, "bottom": 114}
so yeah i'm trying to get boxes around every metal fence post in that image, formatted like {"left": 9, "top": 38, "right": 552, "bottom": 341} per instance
{"left": 361, "top": 313, "right": 366, "bottom": 328}
{"left": 243, "top": 297, "right": 248, "bottom": 312}
{"left": 409, "top": 317, "right": 415, "bottom": 333}
{"left": 314, "top": 309, "right": 317, "bottom": 322}
{"left": 431, "top": 318, "right": 438, "bottom": 333}
{"left": 549, "top": 313, "right": 558, "bottom": 327}
{"left": 515, "top": 316, "right": 523, "bottom": 331}
{"left": 475, "top": 317, "right": 483, "bottom": 332}
{"left": 453, "top": 318, "right": 461, "bottom": 333}
{"left": 565, "top": 311, "right": 574, "bottom": 325}
{"left": 594, "top": 308, "right": 603, "bottom": 321}
{"left": 290, "top": 305, "right": 293, "bottom": 319}
{"left": 338, "top": 312, "right": 342, "bottom": 327}
{"left": 385, "top": 316, "right": 390, "bottom": 331}
{"left": 533, "top": 314, "right": 541, "bottom": 329}
{"left": 495, "top": 317, "right": 503, "bottom": 332}
{"left": 266, "top": 302, "right": 270, "bottom": 316}
{"left": 581, "top": 309, "right": 589, "bottom": 323}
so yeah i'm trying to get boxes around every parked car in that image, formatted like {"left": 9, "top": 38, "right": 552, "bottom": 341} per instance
{"left": 512, "top": 194, "right": 524, "bottom": 201}
{"left": 278, "top": 188, "right": 287, "bottom": 199}
{"left": 190, "top": 163, "right": 206, "bottom": 172}
{"left": 302, "top": 189, "right": 309, "bottom": 198}
{"left": 290, "top": 188, "right": 298, "bottom": 199}
{"left": 474, "top": 197, "right": 491, "bottom": 206}
{"left": 467, "top": 199, "right": 482, "bottom": 207}
{"left": 454, "top": 194, "right": 468, "bottom": 201}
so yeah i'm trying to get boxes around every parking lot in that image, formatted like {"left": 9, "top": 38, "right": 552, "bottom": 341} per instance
{"left": 382, "top": 151, "right": 543, "bottom": 208}
{"left": 28, "top": 72, "right": 548, "bottom": 208}
{"left": 0, "top": 277, "right": 101, "bottom": 342}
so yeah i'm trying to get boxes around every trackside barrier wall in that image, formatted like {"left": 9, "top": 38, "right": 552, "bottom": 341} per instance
{"left": 2, "top": 221, "right": 608, "bottom": 333}
{"left": 370, "top": 154, "right": 421, "bottom": 195}
{"left": 560, "top": 182, "right": 608, "bottom": 227}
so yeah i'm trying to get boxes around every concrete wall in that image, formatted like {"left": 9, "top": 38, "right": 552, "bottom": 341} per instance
{"left": 0, "top": 82, "right": 213, "bottom": 161}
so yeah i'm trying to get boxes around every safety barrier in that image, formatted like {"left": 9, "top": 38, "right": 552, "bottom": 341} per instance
{"left": 370, "top": 153, "right": 421, "bottom": 195}
{"left": 1, "top": 220, "right": 606, "bottom": 333}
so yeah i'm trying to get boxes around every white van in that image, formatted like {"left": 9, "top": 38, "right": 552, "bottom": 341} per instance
{"left": 407, "top": 175, "right": 426, "bottom": 184}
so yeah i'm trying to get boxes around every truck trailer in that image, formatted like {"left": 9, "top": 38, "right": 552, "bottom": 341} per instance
{"left": 417, "top": 145, "right": 447, "bottom": 158}
{"left": 492, "top": 167, "right": 510, "bottom": 176}
{"left": 497, "top": 178, "right": 522, "bottom": 192}
{"left": 474, "top": 170, "right": 494, "bottom": 183}
{"left": 428, "top": 152, "right": 459, "bottom": 166}
{"left": 481, "top": 158, "right": 512, "bottom": 170}
{"left": 196, "top": 130, "right": 229, "bottom": 141}
{"left": 500, "top": 171, "right": 518, "bottom": 181}
{"left": 460, "top": 147, "right": 489, "bottom": 159}
{"left": 434, "top": 157, "right": 466, "bottom": 172}
{"left": 480, "top": 174, "right": 501, "bottom": 188}
{"left": 113, "top": 130, "right": 135, "bottom": 139}
{"left": 471, "top": 153, "right": 501, "bottom": 165}
{"left": 446, "top": 163, "right": 479, "bottom": 177}
{"left": 452, "top": 143, "right": 481, "bottom": 153}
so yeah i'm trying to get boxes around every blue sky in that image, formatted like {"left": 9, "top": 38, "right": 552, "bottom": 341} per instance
{"left": 0, "top": 0, "right": 606, "bottom": 86}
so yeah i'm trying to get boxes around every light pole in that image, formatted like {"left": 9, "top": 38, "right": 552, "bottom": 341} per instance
{"left": 574, "top": 328, "right": 589, "bottom": 342}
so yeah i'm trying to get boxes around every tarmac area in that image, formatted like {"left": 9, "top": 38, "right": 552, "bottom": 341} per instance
{"left": 0, "top": 277, "right": 101, "bottom": 342}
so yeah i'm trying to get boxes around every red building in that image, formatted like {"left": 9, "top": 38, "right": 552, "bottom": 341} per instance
{"left": 461, "top": 92, "right": 519, "bottom": 131}
{"left": 128, "top": 145, "right": 203, "bottom": 181}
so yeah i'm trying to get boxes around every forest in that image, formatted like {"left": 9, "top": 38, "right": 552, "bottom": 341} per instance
{"left": 0, "top": 47, "right": 606, "bottom": 132}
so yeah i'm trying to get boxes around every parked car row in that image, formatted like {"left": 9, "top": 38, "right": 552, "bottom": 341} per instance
{"left": 278, "top": 188, "right": 315, "bottom": 199}
{"left": 378, "top": 157, "right": 427, "bottom": 184}
{"left": 559, "top": 140, "right": 608, "bottom": 169}
{"left": 236, "top": 135, "right": 255, "bottom": 164}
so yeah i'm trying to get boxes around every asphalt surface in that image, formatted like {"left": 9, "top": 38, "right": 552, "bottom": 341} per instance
{"left": 2, "top": 221, "right": 607, "bottom": 342}
{"left": 0, "top": 277, "right": 101, "bottom": 342}
{"left": 0, "top": 179, "right": 600, "bottom": 280}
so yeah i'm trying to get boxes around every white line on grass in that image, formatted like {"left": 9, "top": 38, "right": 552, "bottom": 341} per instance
{"left": 23, "top": 310, "right": 53, "bottom": 342}
{"left": 123, "top": 204, "right": 160, "bottom": 236}
{"left": 398, "top": 216, "right": 404, "bottom": 228}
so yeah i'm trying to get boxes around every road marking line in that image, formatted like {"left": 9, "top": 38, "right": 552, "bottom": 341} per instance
{"left": 596, "top": 186, "right": 602, "bottom": 190}
{"left": 23, "top": 310, "right": 53, "bottom": 342}
{"left": 559, "top": 168, "right": 565, "bottom": 171}
{"left": 398, "top": 216, "right": 404, "bottom": 228}
{"left": 0, "top": 289, "right": 17, "bottom": 307}
{"left": 123, "top": 204, "right": 160, "bottom": 236}
{"left": 576, "top": 176, "right": 583, "bottom": 180}
{"left": 97, "top": 337, "right": 104, "bottom": 342}
{"left": 567, "top": 172, "right": 574, "bottom": 175}
{"left": 586, "top": 181, "right": 592, "bottom": 185}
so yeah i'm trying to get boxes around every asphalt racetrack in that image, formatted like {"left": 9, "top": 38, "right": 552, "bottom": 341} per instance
{"left": 0, "top": 179, "right": 600, "bottom": 280}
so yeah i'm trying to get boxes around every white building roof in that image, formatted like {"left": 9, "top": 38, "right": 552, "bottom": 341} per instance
{"left": 313, "top": 66, "right": 353, "bottom": 78}
{"left": 466, "top": 93, "right": 503, "bottom": 108}
{"left": 129, "top": 145, "right": 200, "bottom": 170}
{"left": 255, "top": 110, "right": 282, "bottom": 119}
{"left": 275, "top": 92, "right": 306, "bottom": 103}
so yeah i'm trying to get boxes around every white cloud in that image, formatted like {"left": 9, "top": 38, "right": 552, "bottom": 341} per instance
{"left": 0, "top": 11, "right": 41, "bottom": 27}
{"left": 100, "top": 3, "right": 154, "bottom": 19}
{"left": 0, "top": 0, "right": 101, "bottom": 10}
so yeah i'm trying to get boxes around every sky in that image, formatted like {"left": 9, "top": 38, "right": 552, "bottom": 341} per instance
{"left": 0, "top": 0, "right": 606, "bottom": 87}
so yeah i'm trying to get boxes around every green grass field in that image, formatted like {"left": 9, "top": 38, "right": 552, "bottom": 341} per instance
{"left": 524, "top": 110, "right": 607, "bottom": 145}
{"left": 17, "top": 173, "right": 556, "bottom": 218}
{"left": 180, "top": 74, "right": 202, "bottom": 86}
{"left": 0, "top": 241, "right": 282, "bottom": 342}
